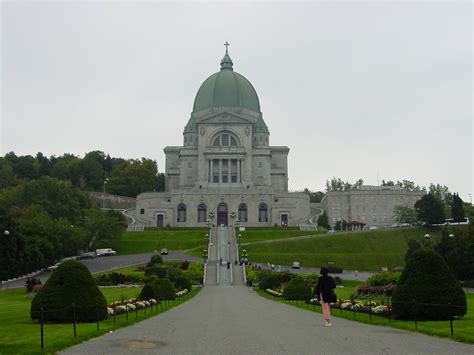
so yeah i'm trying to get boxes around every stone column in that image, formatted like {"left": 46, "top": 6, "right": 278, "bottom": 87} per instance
{"left": 237, "top": 159, "right": 241, "bottom": 183}
{"left": 219, "top": 159, "right": 222, "bottom": 184}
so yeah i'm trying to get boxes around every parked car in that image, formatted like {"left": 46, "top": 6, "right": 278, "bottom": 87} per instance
{"left": 160, "top": 248, "right": 168, "bottom": 255}
{"left": 239, "top": 257, "right": 249, "bottom": 265}
{"left": 368, "top": 226, "right": 378, "bottom": 231}
{"left": 95, "top": 248, "right": 116, "bottom": 257}
{"left": 291, "top": 261, "right": 301, "bottom": 269}
{"left": 47, "top": 262, "right": 61, "bottom": 272}
{"left": 76, "top": 252, "right": 96, "bottom": 260}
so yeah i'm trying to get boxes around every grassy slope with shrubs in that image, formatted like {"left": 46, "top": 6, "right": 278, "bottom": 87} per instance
{"left": 245, "top": 227, "right": 443, "bottom": 271}
{"left": 111, "top": 228, "right": 207, "bottom": 255}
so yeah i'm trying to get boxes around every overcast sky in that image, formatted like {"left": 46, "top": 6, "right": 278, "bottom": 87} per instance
{"left": 1, "top": 1, "right": 472, "bottom": 200}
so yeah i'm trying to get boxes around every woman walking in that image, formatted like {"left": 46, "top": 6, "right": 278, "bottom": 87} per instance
{"left": 315, "top": 267, "right": 337, "bottom": 327}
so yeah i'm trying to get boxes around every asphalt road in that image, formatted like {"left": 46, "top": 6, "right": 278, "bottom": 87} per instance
{"left": 3, "top": 252, "right": 202, "bottom": 289}
{"left": 61, "top": 286, "right": 474, "bottom": 355}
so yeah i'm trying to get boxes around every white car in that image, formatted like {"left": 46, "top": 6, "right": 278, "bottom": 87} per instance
{"left": 291, "top": 261, "right": 301, "bottom": 269}
{"left": 95, "top": 248, "right": 117, "bottom": 257}
{"left": 369, "top": 226, "right": 378, "bottom": 231}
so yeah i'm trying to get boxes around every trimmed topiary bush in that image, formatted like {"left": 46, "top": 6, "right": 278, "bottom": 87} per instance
{"left": 392, "top": 248, "right": 467, "bottom": 320}
{"left": 258, "top": 275, "right": 281, "bottom": 291}
{"left": 144, "top": 266, "right": 167, "bottom": 278}
{"left": 283, "top": 277, "right": 312, "bottom": 300}
{"left": 151, "top": 278, "right": 176, "bottom": 300}
{"left": 31, "top": 260, "right": 107, "bottom": 322}
{"left": 174, "top": 276, "right": 192, "bottom": 291}
{"left": 138, "top": 284, "right": 156, "bottom": 300}
{"left": 148, "top": 255, "right": 163, "bottom": 266}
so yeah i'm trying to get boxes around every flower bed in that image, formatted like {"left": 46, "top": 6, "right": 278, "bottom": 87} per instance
{"left": 266, "top": 288, "right": 283, "bottom": 297}
{"left": 305, "top": 298, "right": 391, "bottom": 316}
{"left": 107, "top": 297, "right": 158, "bottom": 315}
{"left": 176, "top": 289, "right": 189, "bottom": 298}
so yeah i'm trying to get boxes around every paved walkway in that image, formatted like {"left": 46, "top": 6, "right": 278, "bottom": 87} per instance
{"left": 61, "top": 286, "right": 473, "bottom": 355}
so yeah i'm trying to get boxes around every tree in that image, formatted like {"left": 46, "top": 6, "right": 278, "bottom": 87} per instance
{"left": 382, "top": 180, "right": 395, "bottom": 186}
{"left": 429, "top": 183, "right": 453, "bottom": 205}
{"left": 392, "top": 248, "right": 467, "bottom": 320}
{"left": 451, "top": 193, "right": 465, "bottom": 222}
{"left": 393, "top": 206, "right": 418, "bottom": 225}
{"left": 404, "top": 239, "right": 421, "bottom": 264}
{"left": 31, "top": 260, "right": 108, "bottom": 322}
{"left": 317, "top": 211, "right": 330, "bottom": 229}
{"left": 414, "top": 193, "right": 445, "bottom": 225}
{"left": 435, "top": 223, "right": 474, "bottom": 281}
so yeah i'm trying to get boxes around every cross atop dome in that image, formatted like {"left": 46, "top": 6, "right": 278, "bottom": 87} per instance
{"left": 220, "top": 41, "right": 233, "bottom": 70}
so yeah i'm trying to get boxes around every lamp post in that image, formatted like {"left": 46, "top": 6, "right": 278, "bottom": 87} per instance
{"left": 102, "top": 177, "right": 109, "bottom": 209}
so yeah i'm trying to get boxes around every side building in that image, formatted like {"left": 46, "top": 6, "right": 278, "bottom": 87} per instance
{"left": 321, "top": 185, "right": 424, "bottom": 229}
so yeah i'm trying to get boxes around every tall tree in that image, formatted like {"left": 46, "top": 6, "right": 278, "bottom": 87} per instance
{"left": 414, "top": 193, "right": 445, "bottom": 225}
{"left": 393, "top": 205, "right": 418, "bottom": 225}
{"left": 429, "top": 183, "right": 453, "bottom": 205}
{"left": 317, "top": 211, "right": 330, "bottom": 229}
{"left": 451, "top": 193, "right": 465, "bottom": 222}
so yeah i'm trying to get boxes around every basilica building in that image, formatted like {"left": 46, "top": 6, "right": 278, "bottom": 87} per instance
{"left": 135, "top": 47, "right": 310, "bottom": 227}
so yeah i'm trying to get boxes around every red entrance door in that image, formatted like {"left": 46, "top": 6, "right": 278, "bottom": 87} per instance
{"left": 217, "top": 202, "right": 228, "bottom": 226}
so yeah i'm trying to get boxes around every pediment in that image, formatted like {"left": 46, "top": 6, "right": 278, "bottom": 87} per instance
{"left": 196, "top": 111, "right": 255, "bottom": 125}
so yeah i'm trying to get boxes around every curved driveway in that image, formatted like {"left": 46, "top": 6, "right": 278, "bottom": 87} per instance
{"left": 4, "top": 252, "right": 202, "bottom": 289}
{"left": 61, "top": 286, "right": 473, "bottom": 355}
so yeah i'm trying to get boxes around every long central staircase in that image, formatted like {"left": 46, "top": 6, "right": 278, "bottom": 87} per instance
{"left": 204, "top": 226, "right": 245, "bottom": 286}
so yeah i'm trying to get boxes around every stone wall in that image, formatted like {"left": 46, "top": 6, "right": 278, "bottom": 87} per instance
{"left": 87, "top": 192, "right": 136, "bottom": 210}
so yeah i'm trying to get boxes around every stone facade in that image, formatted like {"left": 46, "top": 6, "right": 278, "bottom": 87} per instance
{"left": 135, "top": 50, "right": 310, "bottom": 227}
{"left": 321, "top": 185, "right": 424, "bottom": 228}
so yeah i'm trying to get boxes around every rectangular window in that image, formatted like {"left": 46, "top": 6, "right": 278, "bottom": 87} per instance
{"left": 213, "top": 174, "right": 219, "bottom": 183}
{"left": 222, "top": 174, "right": 228, "bottom": 183}
{"left": 222, "top": 134, "right": 229, "bottom": 146}
{"left": 231, "top": 174, "right": 237, "bottom": 183}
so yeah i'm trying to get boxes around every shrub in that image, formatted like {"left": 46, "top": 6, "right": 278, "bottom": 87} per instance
{"left": 174, "top": 276, "right": 192, "bottom": 291}
{"left": 148, "top": 255, "right": 163, "bottom": 266}
{"left": 392, "top": 248, "right": 467, "bottom": 320}
{"left": 31, "top": 260, "right": 107, "bottom": 322}
{"left": 138, "top": 284, "right": 156, "bottom": 301}
{"left": 283, "top": 278, "right": 312, "bottom": 300}
{"left": 95, "top": 272, "right": 144, "bottom": 286}
{"left": 366, "top": 272, "right": 401, "bottom": 287}
{"left": 258, "top": 275, "right": 281, "bottom": 291}
{"left": 25, "top": 277, "right": 42, "bottom": 294}
{"left": 182, "top": 262, "right": 204, "bottom": 284}
{"left": 356, "top": 284, "right": 396, "bottom": 296}
{"left": 334, "top": 276, "right": 342, "bottom": 285}
{"left": 179, "top": 261, "right": 190, "bottom": 270}
{"left": 166, "top": 267, "right": 183, "bottom": 282}
{"left": 151, "top": 278, "right": 176, "bottom": 300}
{"left": 326, "top": 266, "right": 343, "bottom": 274}
{"left": 144, "top": 266, "right": 167, "bottom": 278}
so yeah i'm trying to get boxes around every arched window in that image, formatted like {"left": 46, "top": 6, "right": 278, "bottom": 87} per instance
{"left": 258, "top": 203, "right": 268, "bottom": 222}
{"left": 212, "top": 132, "right": 239, "bottom": 147}
{"left": 197, "top": 203, "right": 207, "bottom": 223}
{"left": 140, "top": 208, "right": 145, "bottom": 215}
{"left": 238, "top": 203, "right": 248, "bottom": 222}
{"left": 177, "top": 203, "right": 187, "bottom": 223}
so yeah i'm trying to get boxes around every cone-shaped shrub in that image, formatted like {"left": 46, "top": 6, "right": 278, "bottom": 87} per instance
{"left": 283, "top": 277, "right": 311, "bottom": 300}
{"left": 258, "top": 275, "right": 281, "bottom": 290}
{"left": 174, "top": 276, "right": 192, "bottom": 291}
{"left": 392, "top": 248, "right": 467, "bottom": 320}
{"left": 138, "top": 284, "right": 156, "bottom": 300}
{"left": 31, "top": 260, "right": 107, "bottom": 322}
{"left": 151, "top": 278, "right": 176, "bottom": 300}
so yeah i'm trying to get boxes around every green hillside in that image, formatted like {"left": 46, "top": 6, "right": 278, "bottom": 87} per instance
{"left": 244, "top": 227, "right": 444, "bottom": 271}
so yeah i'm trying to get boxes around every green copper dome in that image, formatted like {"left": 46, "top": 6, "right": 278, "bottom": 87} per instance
{"left": 192, "top": 50, "right": 261, "bottom": 113}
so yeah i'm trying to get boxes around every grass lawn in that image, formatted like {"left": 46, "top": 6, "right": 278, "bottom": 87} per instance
{"left": 245, "top": 227, "right": 444, "bottom": 271}
{"left": 0, "top": 286, "right": 201, "bottom": 354}
{"left": 257, "top": 285, "right": 474, "bottom": 344}
{"left": 111, "top": 228, "right": 207, "bottom": 255}
{"left": 239, "top": 227, "right": 325, "bottom": 243}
